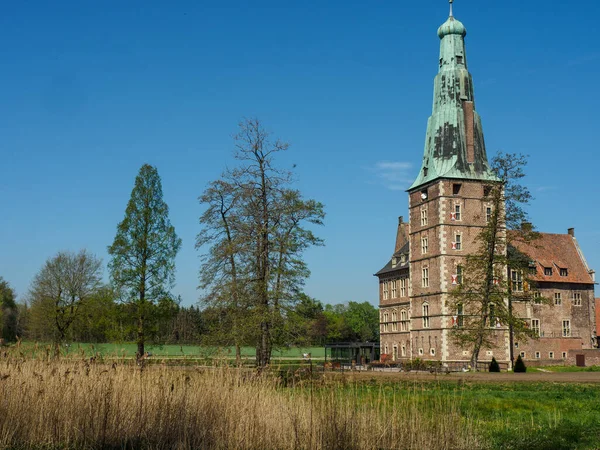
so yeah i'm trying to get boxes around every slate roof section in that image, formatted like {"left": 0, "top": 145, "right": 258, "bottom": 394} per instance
{"left": 511, "top": 233, "right": 595, "bottom": 285}
{"left": 375, "top": 242, "right": 410, "bottom": 276}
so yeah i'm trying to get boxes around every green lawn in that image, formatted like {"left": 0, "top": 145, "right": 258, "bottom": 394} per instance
{"left": 340, "top": 380, "right": 600, "bottom": 449}
{"left": 10, "top": 342, "right": 325, "bottom": 359}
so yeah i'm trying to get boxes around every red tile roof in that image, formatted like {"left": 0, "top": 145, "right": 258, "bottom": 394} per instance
{"left": 511, "top": 233, "right": 594, "bottom": 285}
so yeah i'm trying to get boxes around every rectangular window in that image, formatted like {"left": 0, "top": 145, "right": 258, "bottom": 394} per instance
{"left": 422, "top": 303, "right": 430, "bottom": 328}
{"left": 560, "top": 268, "right": 568, "bottom": 277}
{"left": 453, "top": 183, "right": 462, "bottom": 195}
{"left": 422, "top": 268, "right": 429, "bottom": 288}
{"left": 533, "top": 291, "right": 541, "bottom": 304}
{"left": 400, "top": 278, "right": 406, "bottom": 297}
{"left": 454, "top": 204, "right": 461, "bottom": 221}
{"left": 400, "top": 310, "right": 408, "bottom": 331}
{"left": 520, "top": 352, "right": 526, "bottom": 358}
{"left": 391, "top": 280, "right": 397, "bottom": 298}
{"left": 573, "top": 292, "right": 582, "bottom": 306}
{"left": 535, "top": 352, "right": 540, "bottom": 359}
{"left": 421, "top": 236, "right": 429, "bottom": 254}
{"left": 554, "top": 293, "right": 562, "bottom": 306}
{"left": 392, "top": 322, "right": 398, "bottom": 332}
{"left": 562, "top": 352, "right": 567, "bottom": 359}
{"left": 401, "top": 345, "right": 407, "bottom": 357}
{"left": 457, "top": 303, "right": 464, "bottom": 328}
{"left": 544, "top": 267, "right": 553, "bottom": 276}
{"left": 511, "top": 270, "right": 523, "bottom": 292}
{"left": 454, "top": 234, "right": 462, "bottom": 250}
{"left": 382, "top": 281, "right": 389, "bottom": 300}
{"left": 456, "top": 55, "right": 464, "bottom": 65}
{"left": 393, "top": 346, "right": 398, "bottom": 360}
{"left": 531, "top": 319, "right": 540, "bottom": 336}
{"left": 562, "top": 320, "right": 571, "bottom": 337}
{"left": 486, "top": 207, "right": 492, "bottom": 223}
{"left": 549, "top": 352, "right": 554, "bottom": 359}
{"left": 456, "top": 265, "right": 463, "bottom": 285}
{"left": 421, "top": 208, "right": 428, "bottom": 226}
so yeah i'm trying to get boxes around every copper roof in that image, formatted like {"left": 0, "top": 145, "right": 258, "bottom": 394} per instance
{"left": 511, "top": 233, "right": 594, "bottom": 285}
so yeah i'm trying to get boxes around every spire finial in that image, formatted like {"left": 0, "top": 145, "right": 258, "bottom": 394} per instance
{"left": 449, "top": 0, "right": 454, "bottom": 17}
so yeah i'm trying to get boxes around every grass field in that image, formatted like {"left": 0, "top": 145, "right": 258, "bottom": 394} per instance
{"left": 0, "top": 344, "right": 599, "bottom": 449}
{"left": 10, "top": 341, "right": 325, "bottom": 359}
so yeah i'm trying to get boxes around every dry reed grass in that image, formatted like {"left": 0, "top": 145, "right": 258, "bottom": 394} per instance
{"left": 0, "top": 353, "right": 483, "bottom": 449}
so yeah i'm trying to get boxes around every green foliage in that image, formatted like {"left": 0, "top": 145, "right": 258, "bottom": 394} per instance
{"left": 514, "top": 354, "right": 527, "bottom": 373}
{"left": 489, "top": 357, "right": 500, "bottom": 372}
{"left": 28, "top": 250, "right": 103, "bottom": 349}
{"left": 197, "top": 119, "right": 325, "bottom": 368}
{"left": 322, "top": 302, "right": 379, "bottom": 343}
{"left": 0, "top": 277, "right": 18, "bottom": 342}
{"left": 108, "top": 164, "right": 182, "bottom": 355}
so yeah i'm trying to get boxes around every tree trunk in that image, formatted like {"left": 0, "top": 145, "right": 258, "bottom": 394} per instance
{"left": 137, "top": 315, "right": 145, "bottom": 358}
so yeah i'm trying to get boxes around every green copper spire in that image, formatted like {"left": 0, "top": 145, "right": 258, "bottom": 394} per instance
{"left": 409, "top": 3, "right": 498, "bottom": 191}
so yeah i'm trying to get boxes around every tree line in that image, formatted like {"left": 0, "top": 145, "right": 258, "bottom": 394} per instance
{"left": 0, "top": 279, "right": 377, "bottom": 348}
{"left": 1, "top": 118, "right": 379, "bottom": 366}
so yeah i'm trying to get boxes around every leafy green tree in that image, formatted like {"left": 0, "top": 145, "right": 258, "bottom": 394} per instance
{"left": 344, "top": 301, "right": 380, "bottom": 342}
{"left": 71, "top": 286, "right": 120, "bottom": 343}
{"left": 108, "top": 164, "right": 182, "bottom": 357}
{"left": 29, "top": 250, "right": 103, "bottom": 353}
{"left": 450, "top": 153, "right": 538, "bottom": 368}
{"left": 0, "top": 277, "right": 18, "bottom": 342}
{"left": 197, "top": 119, "right": 324, "bottom": 369}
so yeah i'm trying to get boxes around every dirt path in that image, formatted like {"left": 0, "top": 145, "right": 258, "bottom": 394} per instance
{"left": 327, "top": 370, "right": 600, "bottom": 383}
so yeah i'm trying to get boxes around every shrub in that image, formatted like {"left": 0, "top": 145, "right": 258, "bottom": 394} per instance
{"left": 514, "top": 355, "right": 527, "bottom": 373}
{"left": 489, "top": 357, "right": 500, "bottom": 372}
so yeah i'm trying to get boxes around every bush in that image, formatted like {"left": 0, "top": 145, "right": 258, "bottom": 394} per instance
{"left": 514, "top": 355, "right": 527, "bottom": 373}
{"left": 489, "top": 357, "right": 500, "bottom": 372}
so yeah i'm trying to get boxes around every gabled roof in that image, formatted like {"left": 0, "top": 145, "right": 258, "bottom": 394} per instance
{"left": 511, "top": 233, "right": 594, "bottom": 285}
{"left": 375, "top": 242, "right": 409, "bottom": 277}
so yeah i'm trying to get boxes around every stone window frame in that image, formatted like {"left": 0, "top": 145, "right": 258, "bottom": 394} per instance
{"left": 401, "top": 344, "right": 407, "bottom": 357}
{"left": 454, "top": 203, "right": 462, "bottom": 221}
{"left": 531, "top": 319, "right": 540, "bottom": 337}
{"left": 554, "top": 292, "right": 562, "bottom": 306}
{"left": 400, "top": 278, "right": 407, "bottom": 297}
{"left": 400, "top": 309, "right": 409, "bottom": 331}
{"left": 421, "top": 207, "right": 428, "bottom": 226}
{"left": 549, "top": 352, "right": 555, "bottom": 359}
{"left": 486, "top": 206, "right": 492, "bottom": 223}
{"left": 422, "top": 267, "right": 429, "bottom": 288}
{"left": 535, "top": 351, "right": 540, "bottom": 359}
{"left": 562, "top": 320, "right": 571, "bottom": 337}
{"left": 422, "top": 302, "right": 430, "bottom": 328}
{"left": 418, "top": 348, "right": 424, "bottom": 356}
{"left": 572, "top": 292, "right": 582, "bottom": 306}
{"left": 454, "top": 233, "right": 462, "bottom": 251}
{"left": 520, "top": 351, "right": 526, "bottom": 358}
{"left": 511, "top": 270, "right": 524, "bottom": 292}
{"left": 382, "top": 281, "right": 389, "bottom": 300}
{"left": 421, "top": 236, "right": 429, "bottom": 254}
{"left": 391, "top": 280, "right": 397, "bottom": 299}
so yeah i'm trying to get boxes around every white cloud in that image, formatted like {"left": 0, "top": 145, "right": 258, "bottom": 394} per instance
{"left": 368, "top": 160, "right": 414, "bottom": 191}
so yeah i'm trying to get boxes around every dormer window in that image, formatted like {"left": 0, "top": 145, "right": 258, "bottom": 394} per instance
{"left": 392, "top": 257, "right": 397, "bottom": 268}
{"left": 560, "top": 268, "right": 568, "bottom": 277}
{"left": 544, "top": 267, "right": 553, "bottom": 276}
{"left": 423, "top": 167, "right": 428, "bottom": 177}
{"left": 400, "top": 254, "right": 406, "bottom": 264}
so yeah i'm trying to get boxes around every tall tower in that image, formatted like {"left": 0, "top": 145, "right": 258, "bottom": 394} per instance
{"left": 406, "top": 4, "right": 508, "bottom": 364}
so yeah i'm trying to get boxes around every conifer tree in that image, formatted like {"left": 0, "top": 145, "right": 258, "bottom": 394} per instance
{"left": 108, "top": 164, "right": 181, "bottom": 357}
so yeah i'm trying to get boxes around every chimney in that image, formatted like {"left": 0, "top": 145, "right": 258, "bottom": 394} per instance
{"left": 395, "top": 216, "right": 408, "bottom": 253}
{"left": 568, "top": 228, "right": 575, "bottom": 237}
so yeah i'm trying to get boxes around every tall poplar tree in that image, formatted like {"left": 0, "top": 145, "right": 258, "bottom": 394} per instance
{"left": 108, "top": 164, "right": 182, "bottom": 357}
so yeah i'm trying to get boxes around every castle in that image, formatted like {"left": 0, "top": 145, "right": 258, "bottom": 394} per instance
{"left": 376, "top": 5, "right": 597, "bottom": 367}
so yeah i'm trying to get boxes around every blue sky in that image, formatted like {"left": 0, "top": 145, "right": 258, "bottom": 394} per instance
{"left": 1, "top": 0, "right": 599, "bottom": 306}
